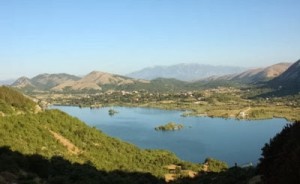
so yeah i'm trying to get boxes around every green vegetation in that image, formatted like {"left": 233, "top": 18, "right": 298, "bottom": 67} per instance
{"left": 258, "top": 121, "right": 300, "bottom": 184}
{"left": 108, "top": 109, "right": 118, "bottom": 116}
{"left": 0, "top": 147, "right": 163, "bottom": 184}
{"left": 0, "top": 86, "right": 208, "bottom": 183}
{"left": 0, "top": 86, "right": 36, "bottom": 114}
{"left": 0, "top": 109, "right": 202, "bottom": 178}
{"left": 155, "top": 122, "right": 184, "bottom": 131}
{"left": 204, "top": 158, "right": 228, "bottom": 173}
{"left": 3, "top": 86, "right": 299, "bottom": 183}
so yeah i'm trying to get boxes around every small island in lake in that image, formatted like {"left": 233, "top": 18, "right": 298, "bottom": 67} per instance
{"left": 155, "top": 122, "right": 184, "bottom": 131}
{"left": 108, "top": 109, "right": 118, "bottom": 116}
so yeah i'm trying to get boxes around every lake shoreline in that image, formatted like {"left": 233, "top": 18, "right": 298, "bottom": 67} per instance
{"left": 51, "top": 105, "right": 288, "bottom": 166}
{"left": 51, "top": 102, "right": 295, "bottom": 122}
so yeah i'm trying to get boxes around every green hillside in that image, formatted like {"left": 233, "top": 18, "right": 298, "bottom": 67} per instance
{"left": 100, "top": 77, "right": 189, "bottom": 92}
{"left": 0, "top": 110, "right": 196, "bottom": 174}
{"left": 0, "top": 87, "right": 204, "bottom": 183}
{"left": 0, "top": 86, "right": 36, "bottom": 114}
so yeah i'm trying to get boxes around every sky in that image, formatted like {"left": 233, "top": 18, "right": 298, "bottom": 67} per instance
{"left": 0, "top": 0, "right": 300, "bottom": 79}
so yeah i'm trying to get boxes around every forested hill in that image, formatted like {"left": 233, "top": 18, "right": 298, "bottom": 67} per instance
{"left": 0, "top": 86, "right": 37, "bottom": 114}
{"left": 258, "top": 122, "right": 300, "bottom": 184}
{"left": 0, "top": 110, "right": 183, "bottom": 183}
{"left": 0, "top": 87, "right": 205, "bottom": 183}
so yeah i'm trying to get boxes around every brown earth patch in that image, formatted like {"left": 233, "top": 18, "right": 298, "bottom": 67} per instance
{"left": 48, "top": 129, "right": 81, "bottom": 155}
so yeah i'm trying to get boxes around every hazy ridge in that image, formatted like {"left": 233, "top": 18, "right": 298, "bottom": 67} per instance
{"left": 9, "top": 60, "right": 299, "bottom": 95}
{"left": 127, "top": 63, "right": 246, "bottom": 81}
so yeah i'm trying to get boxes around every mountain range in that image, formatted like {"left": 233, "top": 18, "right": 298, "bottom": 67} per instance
{"left": 12, "top": 71, "right": 148, "bottom": 92}
{"left": 126, "top": 64, "right": 246, "bottom": 81}
{"left": 12, "top": 73, "right": 81, "bottom": 91}
{"left": 10, "top": 60, "right": 299, "bottom": 94}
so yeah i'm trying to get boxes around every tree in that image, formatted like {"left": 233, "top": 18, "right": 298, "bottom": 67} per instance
{"left": 258, "top": 122, "right": 300, "bottom": 184}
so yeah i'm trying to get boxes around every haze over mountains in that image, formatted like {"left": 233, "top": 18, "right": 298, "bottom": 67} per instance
{"left": 10, "top": 60, "right": 299, "bottom": 94}
{"left": 126, "top": 64, "right": 246, "bottom": 81}
{"left": 0, "top": 79, "right": 15, "bottom": 85}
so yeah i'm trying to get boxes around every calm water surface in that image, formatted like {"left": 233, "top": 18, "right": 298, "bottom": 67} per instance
{"left": 53, "top": 106, "right": 287, "bottom": 166}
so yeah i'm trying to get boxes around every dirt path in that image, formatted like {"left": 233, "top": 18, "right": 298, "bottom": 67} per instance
{"left": 48, "top": 129, "right": 81, "bottom": 155}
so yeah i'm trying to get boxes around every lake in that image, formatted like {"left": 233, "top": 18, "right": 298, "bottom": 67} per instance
{"left": 52, "top": 106, "right": 287, "bottom": 166}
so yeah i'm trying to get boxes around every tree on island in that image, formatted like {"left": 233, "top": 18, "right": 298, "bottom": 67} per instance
{"left": 155, "top": 122, "right": 184, "bottom": 131}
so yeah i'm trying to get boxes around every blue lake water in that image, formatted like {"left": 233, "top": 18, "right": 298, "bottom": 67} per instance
{"left": 52, "top": 106, "right": 287, "bottom": 166}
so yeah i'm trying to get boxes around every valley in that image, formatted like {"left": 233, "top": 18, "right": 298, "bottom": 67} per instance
{"left": 1, "top": 81, "right": 298, "bottom": 183}
{"left": 2, "top": 1, "right": 300, "bottom": 183}
{"left": 1, "top": 60, "right": 300, "bottom": 183}
{"left": 12, "top": 60, "right": 300, "bottom": 122}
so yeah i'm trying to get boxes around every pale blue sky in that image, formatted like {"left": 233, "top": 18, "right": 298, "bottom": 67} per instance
{"left": 0, "top": 0, "right": 299, "bottom": 79}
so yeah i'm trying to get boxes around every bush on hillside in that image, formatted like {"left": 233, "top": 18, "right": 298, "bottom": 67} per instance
{"left": 258, "top": 122, "right": 300, "bottom": 184}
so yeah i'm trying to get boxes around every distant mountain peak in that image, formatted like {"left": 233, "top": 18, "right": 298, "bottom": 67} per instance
{"left": 12, "top": 77, "right": 34, "bottom": 88}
